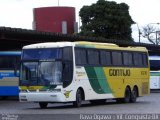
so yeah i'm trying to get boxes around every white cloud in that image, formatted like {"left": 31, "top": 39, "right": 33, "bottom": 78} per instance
{"left": 0, "top": 0, "right": 160, "bottom": 42}
{"left": 0, "top": 0, "right": 98, "bottom": 28}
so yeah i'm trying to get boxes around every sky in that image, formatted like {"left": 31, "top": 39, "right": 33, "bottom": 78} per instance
{"left": 0, "top": 0, "right": 160, "bottom": 43}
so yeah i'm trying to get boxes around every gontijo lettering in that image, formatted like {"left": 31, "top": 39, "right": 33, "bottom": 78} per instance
{"left": 109, "top": 69, "right": 131, "bottom": 76}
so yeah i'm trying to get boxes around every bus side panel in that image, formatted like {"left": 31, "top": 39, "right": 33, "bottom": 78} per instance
{"left": 0, "top": 71, "right": 19, "bottom": 96}
{"left": 84, "top": 67, "right": 112, "bottom": 94}
{"left": 103, "top": 67, "right": 150, "bottom": 98}
{"left": 0, "top": 86, "right": 19, "bottom": 96}
{"left": 67, "top": 66, "right": 114, "bottom": 101}
{"left": 70, "top": 66, "right": 149, "bottom": 101}
{"left": 150, "top": 71, "right": 160, "bottom": 89}
{"left": 103, "top": 67, "right": 125, "bottom": 98}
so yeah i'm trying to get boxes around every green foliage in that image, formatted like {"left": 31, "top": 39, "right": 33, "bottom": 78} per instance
{"left": 79, "top": 0, "right": 134, "bottom": 41}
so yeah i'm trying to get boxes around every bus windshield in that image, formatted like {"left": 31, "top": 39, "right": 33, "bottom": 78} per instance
{"left": 22, "top": 48, "right": 62, "bottom": 60}
{"left": 20, "top": 61, "right": 62, "bottom": 86}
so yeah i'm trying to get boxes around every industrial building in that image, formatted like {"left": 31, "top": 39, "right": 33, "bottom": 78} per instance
{"left": 33, "top": 7, "right": 77, "bottom": 34}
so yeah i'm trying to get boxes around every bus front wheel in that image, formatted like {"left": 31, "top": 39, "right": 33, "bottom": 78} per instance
{"left": 73, "top": 89, "right": 82, "bottom": 107}
{"left": 39, "top": 102, "right": 48, "bottom": 109}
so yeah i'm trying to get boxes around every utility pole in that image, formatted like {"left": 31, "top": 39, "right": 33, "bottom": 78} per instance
{"left": 148, "top": 23, "right": 160, "bottom": 45}
{"left": 135, "top": 22, "right": 141, "bottom": 43}
{"left": 156, "top": 31, "right": 158, "bottom": 45}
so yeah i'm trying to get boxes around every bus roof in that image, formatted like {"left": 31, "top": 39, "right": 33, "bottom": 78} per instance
{"left": 149, "top": 56, "right": 160, "bottom": 60}
{"left": 0, "top": 51, "right": 21, "bottom": 55}
{"left": 22, "top": 41, "right": 147, "bottom": 52}
{"left": 23, "top": 42, "right": 74, "bottom": 49}
{"left": 75, "top": 41, "right": 147, "bottom": 52}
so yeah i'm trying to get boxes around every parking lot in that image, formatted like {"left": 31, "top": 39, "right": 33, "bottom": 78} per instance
{"left": 0, "top": 91, "right": 160, "bottom": 120}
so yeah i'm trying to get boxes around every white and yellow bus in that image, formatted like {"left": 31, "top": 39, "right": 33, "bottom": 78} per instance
{"left": 19, "top": 42, "right": 150, "bottom": 108}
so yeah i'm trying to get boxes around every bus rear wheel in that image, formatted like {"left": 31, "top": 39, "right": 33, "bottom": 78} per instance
{"left": 130, "top": 87, "right": 138, "bottom": 103}
{"left": 39, "top": 102, "right": 48, "bottom": 109}
{"left": 123, "top": 87, "right": 131, "bottom": 103}
{"left": 73, "top": 89, "right": 82, "bottom": 107}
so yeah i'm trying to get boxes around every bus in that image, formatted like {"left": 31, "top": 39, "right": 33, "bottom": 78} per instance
{"left": 19, "top": 42, "right": 150, "bottom": 108}
{"left": 149, "top": 56, "right": 160, "bottom": 89}
{"left": 0, "top": 51, "right": 21, "bottom": 97}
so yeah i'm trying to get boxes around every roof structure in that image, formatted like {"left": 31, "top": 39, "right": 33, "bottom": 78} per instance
{"left": 0, "top": 27, "right": 160, "bottom": 55}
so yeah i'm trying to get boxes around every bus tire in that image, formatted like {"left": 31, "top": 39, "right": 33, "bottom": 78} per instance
{"left": 123, "top": 87, "right": 131, "bottom": 103}
{"left": 73, "top": 89, "right": 82, "bottom": 107}
{"left": 39, "top": 102, "right": 48, "bottom": 109}
{"left": 130, "top": 87, "right": 138, "bottom": 103}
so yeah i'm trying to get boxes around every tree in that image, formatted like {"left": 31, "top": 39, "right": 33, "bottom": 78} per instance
{"left": 142, "top": 24, "right": 160, "bottom": 45}
{"left": 79, "top": 0, "right": 134, "bottom": 41}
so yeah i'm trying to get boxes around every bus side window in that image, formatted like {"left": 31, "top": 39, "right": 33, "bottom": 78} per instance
{"left": 63, "top": 47, "right": 73, "bottom": 61}
{"left": 142, "top": 53, "right": 148, "bottom": 67}
{"left": 123, "top": 52, "right": 133, "bottom": 66}
{"left": 112, "top": 51, "right": 123, "bottom": 66}
{"left": 133, "top": 53, "right": 143, "bottom": 67}
{"left": 87, "top": 49, "right": 100, "bottom": 65}
{"left": 0, "top": 55, "right": 17, "bottom": 70}
{"left": 100, "top": 50, "right": 111, "bottom": 66}
{"left": 75, "top": 48, "right": 87, "bottom": 65}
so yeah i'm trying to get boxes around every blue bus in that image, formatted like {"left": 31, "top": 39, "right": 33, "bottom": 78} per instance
{"left": 0, "top": 51, "right": 21, "bottom": 97}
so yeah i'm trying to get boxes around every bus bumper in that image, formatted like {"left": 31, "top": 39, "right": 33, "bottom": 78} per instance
{"left": 19, "top": 92, "right": 66, "bottom": 102}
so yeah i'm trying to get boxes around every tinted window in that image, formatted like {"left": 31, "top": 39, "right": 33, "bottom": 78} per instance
{"left": 150, "top": 60, "right": 160, "bottom": 70}
{"left": 0, "top": 56, "right": 20, "bottom": 69}
{"left": 75, "top": 48, "right": 87, "bottom": 65}
{"left": 133, "top": 53, "right": 143, "bottom": 66}
{"left": 23, "top": 48, "right": 62, "bottom": 60}
{"left": 63, "top": 47, "right": 73, "bottom": 61}
{"left": 112, "top": 51, "right": 122, "bottom": 66}
{"left": 100, "top": 51, "right": 111, "bottom": 65}
{"left": 87, "top": 49, "right": 99, "bottom": 65}
{"left": 123, "top": 52, "right": 133, "bottom": 66}
{"left": 142, "top": 53, "right": 148, "bottom": 66}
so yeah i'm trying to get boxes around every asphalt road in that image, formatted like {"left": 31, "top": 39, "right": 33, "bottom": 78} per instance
{"left": 0, "top": 91, "right": 160, "bottom": 120}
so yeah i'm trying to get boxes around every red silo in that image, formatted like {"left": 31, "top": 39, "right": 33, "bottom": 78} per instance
{"left": 33, "top": 7, "right": 76, "bottom": 34}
